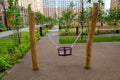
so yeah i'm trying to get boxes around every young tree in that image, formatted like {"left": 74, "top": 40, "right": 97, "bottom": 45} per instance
{"left": 87, "top": 0, "right": 104, "bottom": 25}
{"left": 107, "top": 7, "right": 120, "bottom": 25}
{"left": 98, "top": 0, "right": 104, "bottom": 25}
{"left": 7, "top": 0, "right": 23, "bottom": 45}
{"left": 59, "top": 1, "right": 77, "bottom": 35}
{"left": 35, "top": 11, "right": 46, "bottom": 24}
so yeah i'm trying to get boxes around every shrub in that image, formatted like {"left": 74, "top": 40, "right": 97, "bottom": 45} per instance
{"left": 43, "top": 28, "right": 49, "bottom": 36}
{"left": 0, "top": 54, "right": 11, "bottom": 70}
{"left": 0, "top": 31, "right": 40, "bottom": 78}
{"left": 36, "top": 28, "right": 40, "bottom": 40}
{"left": 0, "top": 22, "right": 6, "bottom": 31}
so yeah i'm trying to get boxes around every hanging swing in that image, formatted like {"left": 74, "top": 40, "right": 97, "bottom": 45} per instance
{"left": 58, "top": 47, "right": 72, "bottom": 56}
{"left": 47, "top": 31, "right": 82, "bottom": 56}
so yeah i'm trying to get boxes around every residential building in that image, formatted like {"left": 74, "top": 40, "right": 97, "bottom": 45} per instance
{"left": 0, "top": 0, "right": 9, "bottom": 29}
{"left": 18, "top": 0, "right": 43, "bottom": 24}
{"left": 43, "top": 0, "right": 105, "bottom": 17}
{"left": 110, "top": 0, "right": 120, "bottom": 8}
{"left": 0, "top": 3, "right": 5, "bottom": 23}
{"left": 39, "top": 0, "right": 44, "bottom": 14}
{"left": 43, "top": 0, "right": 81, "bottom": 17}
{"left": 43, "top": 0, "right": 57, "bottom": 17}
{"left": 0, "top": 0, "right": 43, "bottom": 27}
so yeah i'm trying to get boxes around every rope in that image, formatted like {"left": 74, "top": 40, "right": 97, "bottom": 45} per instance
{"left": 71, "top": 31, "right": 82, "bottom": 48}
{"left": 46, "top": 33, "right": 59, "bottom": 49}
{"left": 47, "top": 29, "right": 82, "bottom": 49}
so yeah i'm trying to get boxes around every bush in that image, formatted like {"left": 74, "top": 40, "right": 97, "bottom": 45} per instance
{"left": 47, "top": 24, "right": 53, "bottom": 29}
{"left": 8, "top": 32, "right": 30, "bottom": 60}
{"left": 0, "top": 31, "right": 41, "bottom": 78}
{"left": 0, "top": 54, "right": 11, "bottom": 70}
{"left": 42, "top": 28, "right": 49, "bottom": 36}
{"left": 60, "top": 29, "right": 76, "bottom": 36}
{"left": 0, "top": 22, "right": 6, "bottom": 31}
{"left": 36, "top": 28, "right": 40, "bottom": 40}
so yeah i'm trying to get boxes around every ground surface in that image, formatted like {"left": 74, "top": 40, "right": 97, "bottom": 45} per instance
{"left": 2, "top": 26, "right": 120, "bottom": 80}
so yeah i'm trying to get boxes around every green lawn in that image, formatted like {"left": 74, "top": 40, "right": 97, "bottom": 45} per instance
{"left": 0, "top": 38, "right": 13, "bottom": 53}
{"left": 59, "top": 36, "right": 120, "bottom": 44}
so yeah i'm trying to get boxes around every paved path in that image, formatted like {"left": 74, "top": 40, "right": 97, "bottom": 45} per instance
{"left": 44, "top": 25, "right": 59, "bottom": 37}
{"left": 2, "top": 25, "right": 120, "bottom": 80}
{"left": 0, "top": 25, "right": 120, "bottom": 38}
{"left": 0, "top": 25, "right": 39, "bottom": 38}
{"left": 0, "top": 28, "right": 30, "bottom": 38}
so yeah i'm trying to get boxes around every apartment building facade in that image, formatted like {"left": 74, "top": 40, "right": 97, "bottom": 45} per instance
{"left": 18, "top": 0, "right": 43, "bottom": 24}
{"left": 0, "top": 0, "right": 8, "bottom": 26}
{"left": 43, "top": 0, "right": 82, "bottom": 17}
{"left": 43, "top": 0, "right": 105, "bottom": 17}
{"left": 0, "top": 0, "right": 43, "bottom": 26}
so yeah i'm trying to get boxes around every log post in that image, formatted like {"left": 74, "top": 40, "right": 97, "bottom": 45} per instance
{"left": 29, "top": 12, "right": 39, "bottom": 70}
{"left": 85, "top": 3, "right": 98, "bottom": 69}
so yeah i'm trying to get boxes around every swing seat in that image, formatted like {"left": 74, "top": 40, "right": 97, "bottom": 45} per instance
{"left": 58, "top": 47, "right": 72, "bottom": 56}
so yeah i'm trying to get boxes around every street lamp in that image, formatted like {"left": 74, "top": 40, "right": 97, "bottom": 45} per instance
{"left": 0, "top": 0, "right": 10, "bottom": 30}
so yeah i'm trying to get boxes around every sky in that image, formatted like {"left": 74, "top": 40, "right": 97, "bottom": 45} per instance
{"left": 105, "top": 0, "right": 111, "bottom": 10}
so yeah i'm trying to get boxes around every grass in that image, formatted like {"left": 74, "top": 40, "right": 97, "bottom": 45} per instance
{"left": 59, "top": 36, "right": 120, "bottom": 44}
{"left": 0, "top": 38, "right": 13, "bottom": 53}
{"left": 93, "top": 36, "right": 120, "bottom": 42}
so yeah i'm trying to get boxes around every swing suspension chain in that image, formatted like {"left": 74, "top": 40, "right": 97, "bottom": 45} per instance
{"left": 71, "top": 31, "right": 82, "bottom": 48}
{"left": 47, "top": 30, "right": 82, "bottom": 49}
{"left": 47, "top": 33, "right": 59, "bottom": 49}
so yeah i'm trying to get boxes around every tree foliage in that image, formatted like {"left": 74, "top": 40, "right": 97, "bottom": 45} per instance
{"left": 98, "top": 0, "right": 105, "bottom": 22}
{"left": 7, "top": 0, "right": 22, "bottom": 27}
{"left": 106, "top": 7, "right": 120, "bottom": 25}
{"left": 6, "top": 0, "right": 23, "bottom": 45}
{"left": 58, "top": 1, "right": 77, "bottom": 35}
{"left": 59, "top": 1, "right": 77, "bottom": 26}
{"left": 35, "top": 11, "right": 46, "bottom": 24}
{"left": 28, "top": 4, "right": 32, "bottom": 13}
{"left": 35, "top": 11, "right": 55, "bottom": 25}
{"left": 87, "top": 0, "right": 105, "bottom": 22}
{"left": 109, "top": 7, "right": 120, "bottom": 21}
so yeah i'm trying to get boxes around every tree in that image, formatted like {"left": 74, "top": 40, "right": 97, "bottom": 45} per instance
{"left": 6, "top": 0, "right": 23, "bottom": 45}
{"left": 107, "top": 7, "right": 120, "bottom": 25}
{"left": 28, "top": 4, "right": 32, "bottom": 13}
{"left": 59, "top": 1, "right": 77, "bottom": 35}
{"left": 83, "top": 7, "right": 92, "bottom": 27}
{"left": 87, "top": 0, "right": 104, "bottom": 23}
{"left": 98, "top": 0, "right": 104, "bottom": 23}
{"left": 35, "top": 11, "right": 46, "bottom": 24}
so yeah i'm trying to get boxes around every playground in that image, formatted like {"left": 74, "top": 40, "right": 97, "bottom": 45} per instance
{"left": 3, "top": 36, "right": 120, "bottom": 80}
{"left": 2, "top": 3, "right": 120, "bottom": 80}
